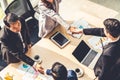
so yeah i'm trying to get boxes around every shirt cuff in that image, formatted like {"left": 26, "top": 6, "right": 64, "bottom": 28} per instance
{"left": 33, "top": 62, "right": 37, "bottom": 68}
{"left": 67, "top": 30, "right": 72, "bottom": 35}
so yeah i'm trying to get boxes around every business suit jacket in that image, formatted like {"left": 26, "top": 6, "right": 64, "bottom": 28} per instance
{"left": 38, "top": 0, "right": 70, "bottom": 37}
{"left": 83, "top": 28, "right": 120, "bottom": 80}
{"left": 0, "top": 18, "right": 34, "bottom": 66}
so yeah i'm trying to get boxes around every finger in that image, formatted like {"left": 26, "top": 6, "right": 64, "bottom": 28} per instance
{"left": 72, "top": 29, "right": 81, "bottom": 34}
{"left": 38, "top": 69, "right": 44, "bottom": 74}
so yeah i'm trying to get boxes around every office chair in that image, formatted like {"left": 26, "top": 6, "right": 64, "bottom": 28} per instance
{"left": 0, "top": 26, "right": 1, "bottom": 30}
{"left": 4, "top": 0, "right": 39, "bottom": 27}
{"left": 4, "top": 0, "right": 40, "bottom": 45}
{"left": 5, "top": 0, "right": 35, "bottom": 20}
{"left": 0, "top": 40, "right": 8, "bottom": 71}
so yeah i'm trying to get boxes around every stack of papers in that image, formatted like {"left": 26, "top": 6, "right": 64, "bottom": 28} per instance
{"left": 71, "top": 19, "right": 89, "bottom": 29}
{"left": 87, "top": 36, "right": 109, "bottom": 50}
{"left": 71, "top": 19, "right": 90, "bottom": 38}
{"left": 17, "top": 63, "right": 53, "bottom": 80}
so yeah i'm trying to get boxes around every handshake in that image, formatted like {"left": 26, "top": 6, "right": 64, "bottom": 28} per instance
{"left": 68, "top": 27, "right": 84, "bottom": 38}
{"left": 69, "top": 27, "right": 83, "bottom": 34}
{"left": 67, "top": 19, "right": 89, "bottom": 38}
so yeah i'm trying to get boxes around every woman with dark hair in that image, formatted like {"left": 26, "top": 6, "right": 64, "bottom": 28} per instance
{"left": 50, "top": 62, "right": 68, "bottom": 80}
{"left": 0, "top": 13, "right": 44, "bottom": 72}
{"left": 46, "top": 62, "right": 78, "bottom": 80}
{"left": 38, "top": 0, "right": 74, "bottom": 38}
{"left": 71, "top": 18, "right": 120, "bottom": 80}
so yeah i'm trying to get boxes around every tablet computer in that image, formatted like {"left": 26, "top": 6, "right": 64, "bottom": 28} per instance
{"left": 50, "top": 31, "right": 70, "bottom": 48}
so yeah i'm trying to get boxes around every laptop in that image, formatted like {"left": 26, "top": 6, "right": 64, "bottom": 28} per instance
{"left": 72, "top": 40, "right": 101, "bottom": 69}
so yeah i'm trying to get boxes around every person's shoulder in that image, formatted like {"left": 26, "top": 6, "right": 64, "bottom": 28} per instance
{"left": 103, "top": 42, "right": 120, "bottom": 57}
{"left": 67, "top": 70, "right": 77, "bottom": 80}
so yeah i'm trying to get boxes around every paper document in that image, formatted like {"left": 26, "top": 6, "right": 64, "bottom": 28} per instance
{"left": 71, "top": 19, "right": 90, "bottom": 38}
{"left": 87, "top": 36, "right": 109, "bottom": 50}
{"left": 17, "top": 63, "right": 31, "bottom": 74}
{"left": 17, "top": 63, "right": 53, "bottom": 80}
{"left": 71, "top": 19, "right": 89, "bottom": 29}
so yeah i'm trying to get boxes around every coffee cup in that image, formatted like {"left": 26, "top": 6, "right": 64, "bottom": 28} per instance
{"left": 34, "top": 55, "right": 42, "bottom": 64}
{"left": 75, "top": 68, "right": 84, "bottom": 78}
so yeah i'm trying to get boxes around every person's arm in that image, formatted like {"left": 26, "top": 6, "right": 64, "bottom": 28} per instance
{"left": 1, "top": 41, "right": 44, "bottom": 72}
{"left": 83, "top": 28, "right": 106, "bottom": 37}
{"left": 2, "top": 42, "right": 44, "bottom": 73}
{"left": 70, "top": 28, "right": 106, "bottom": 37}
{"left": 1, "top": 40, "right": 34, "bottom": 65}
{"left": 38, "top": 2, "right": 70, "bottom": 30}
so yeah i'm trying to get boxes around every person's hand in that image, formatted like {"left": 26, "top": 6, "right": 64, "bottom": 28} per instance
{"left": 34, "top": 63, "right": 44, "bottom": 74}
{"left": 28, "top": 44, "right": 32, "bottom": 49}
{"left": 69, "top": 26, "right": 76, "bottom": 32}
{"left": 69, "top": 26, "right": 83, "bottom": 34}
{"left": 71, "top": 28, "right": 83, "bottom": 34}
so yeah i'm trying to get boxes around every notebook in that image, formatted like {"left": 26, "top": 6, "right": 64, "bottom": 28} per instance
{"left": 72, "top": 40, "right": 101, "bottom": 69}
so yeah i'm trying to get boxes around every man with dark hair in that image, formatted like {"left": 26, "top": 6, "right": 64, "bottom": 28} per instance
{"left": 70, "top": 18, "right": 120, "bottom": 80}
{"left": 0, "top": 13, "right": 44, "bottom": 72}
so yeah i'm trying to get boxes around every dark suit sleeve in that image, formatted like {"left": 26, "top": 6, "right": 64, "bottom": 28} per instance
{"left": 18, "top": 53, "right": 35, "bottom": 66}
{"left": 94, "top": 56, "right": 102, "bottom": 77}
{"left": 83, "top": 28, "right": 106, "bottom": 37}
{"left": 1, "top": 41, "right": 34, "bottom": 66}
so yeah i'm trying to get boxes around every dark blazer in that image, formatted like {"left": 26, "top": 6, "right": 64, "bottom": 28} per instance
{"left": 83, "top": 28, "right": 120, "bottom": 80}
{"left": 0, "top": 18, "right": 34, "bottom": 66}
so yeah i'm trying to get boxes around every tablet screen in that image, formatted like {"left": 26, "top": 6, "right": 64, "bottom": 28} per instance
{"left": 50, "top": 32, "right": 70, "bottom": 48}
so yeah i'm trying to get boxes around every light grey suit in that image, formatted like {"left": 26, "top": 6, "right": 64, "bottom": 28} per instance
{"left": 38, "top": 0, "right": 70, "bottom": 38}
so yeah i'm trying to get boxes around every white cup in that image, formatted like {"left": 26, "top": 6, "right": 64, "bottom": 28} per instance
{"left": 75, "top": 68, "right": 84, "bottom": 78}
{"left": 34, "top": 55, "right": 42, "bottom": 64}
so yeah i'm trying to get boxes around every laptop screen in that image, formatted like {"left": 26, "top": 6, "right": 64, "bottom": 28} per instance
{"left": 72, "top": 40, "right": 90, "bottom": 62}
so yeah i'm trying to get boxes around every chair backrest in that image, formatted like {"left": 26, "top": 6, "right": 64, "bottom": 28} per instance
{"left": 5, "top": 0, "right": 35, "bottom": 19}
{"left": 0, "top": 40, "right": 2, "bottom": 59}
{"left": 0, "top": 26, "right": 1, "bottom": 30}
